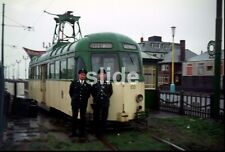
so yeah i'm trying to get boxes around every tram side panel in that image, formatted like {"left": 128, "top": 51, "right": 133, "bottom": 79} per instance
{"left": 45, "top": 80, "right": 72, "bottom": 116}
{"left": 29, "top": 80, "right": 42, "bottom": 103}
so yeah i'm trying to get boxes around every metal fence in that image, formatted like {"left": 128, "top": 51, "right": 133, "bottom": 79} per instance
{"left": 159, "top": 91, "right": 224, "bottom": 121}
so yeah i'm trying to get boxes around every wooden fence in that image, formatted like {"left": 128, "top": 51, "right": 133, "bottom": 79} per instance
{"left": 159, "top": 91, "right": 224, "bottom": 121}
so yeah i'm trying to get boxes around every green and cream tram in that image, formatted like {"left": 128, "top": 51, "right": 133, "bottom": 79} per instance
{"left": 27, "top": 11, "right": 145, "bottom": 122}
{"left": 28, "top": 32, "right": 145, "bottom": 122}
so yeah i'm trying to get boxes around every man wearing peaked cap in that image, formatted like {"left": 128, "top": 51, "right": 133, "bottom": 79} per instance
{"left": 69, "top": 68, "right": 91, "bottom": 138}
{"left": 91, "top": 68, "right": 113, "bottom": 137}
{"left": 79, "top": 68, "right": 87, "bottom": 74}
{"left": 97, "top": 68, "right": 106, "bottom": 74}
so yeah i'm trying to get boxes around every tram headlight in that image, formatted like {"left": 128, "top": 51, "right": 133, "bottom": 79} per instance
{"left": 136, "top": 94, "right": 143, "bottom": 102}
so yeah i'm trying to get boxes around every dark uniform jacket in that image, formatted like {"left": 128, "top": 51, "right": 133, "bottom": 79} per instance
{"left": 69, "top": 80, "right": 91, "bottom": 108}
{"left": 92, "top": 80, "right": 113, "bottom": 107}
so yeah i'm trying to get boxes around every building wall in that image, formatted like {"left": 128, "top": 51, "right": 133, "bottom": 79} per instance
{"left": 182, "top": 60, "right": 224, "bottom": 92}
{"left": 182, "top": 60, "right": 224, "bottom": 76}
{"left": 159, "top": 63, "right": 182, "bottom": 86}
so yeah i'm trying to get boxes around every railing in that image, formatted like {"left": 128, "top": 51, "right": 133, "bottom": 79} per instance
{"left": 159, "top": 91, "right": 224, "bottom": 121}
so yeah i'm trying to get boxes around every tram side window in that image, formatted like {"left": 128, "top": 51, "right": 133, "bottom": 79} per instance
{"left": 55, "top": 61, "right": 60, "bottom": 79}
{"left": 30, "top": 67, "right": 35, "bottom": 79}
{"left": 68, "top": 57, "right": 75, "bottom": 79}
{"left": 60, "top": 60, "right": 67, "bottom": 79}
{"left": 49, "top": 63, "right": 55, "bottom": 79}
{"left": 34, "top": 66, "right": 41, "bottom": 79}
{"left": 75, "top": 57, "right": 85, "bottom": 79}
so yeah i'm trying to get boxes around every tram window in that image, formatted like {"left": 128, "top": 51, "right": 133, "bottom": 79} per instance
{"left": 120, "top": 52, "right": 140, "bottom": 74}
{"left": 91, "top": 53, "right": 119, "bottom": 79}
{"left": 30, "top": 67, "right": 35, "bottom": 79}
{"left": 49, "top": 63, "right": 55, "bottom": 79}
{"left": 35, "top": 66, "right": 40, "bottom": 79}
{"left": 29, "top": 68, "right": 32, "bottom": 79}
{"left": 68, "top": 57, "right": 75, "bottom": 79}
{"left": 55, "top": 61, "right": 60, "bottom": 79}
{"left": 60, "top": 60, "right": 67, "bottom": 79}
{"left": 123, "top": 43, "right": 137, "bottom": 50}
{"left": 75, "top": 57, "right": 86, "bottom": 79}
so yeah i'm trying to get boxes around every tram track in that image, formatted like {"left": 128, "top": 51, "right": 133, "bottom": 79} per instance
{"left": 150, "top": 134, "right": 186, "bottom": 151}
{"left": 132, "top": 119, "right": 186, "bottom": 151}
{"left": 96, "top": 135, "right": 119, "bottom": 151}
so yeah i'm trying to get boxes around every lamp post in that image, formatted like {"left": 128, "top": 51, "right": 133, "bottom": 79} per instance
{"left": 11, "top": 63, "right": 15, "bottom": 79}
{"left": 16, "top": 60, "right": 21, "bottom": 79}
{"left": 170, "top": 26, "right": 176, "bottom": 93}
{"left": 23, "top": 56, "right": 28, "bottom": 79}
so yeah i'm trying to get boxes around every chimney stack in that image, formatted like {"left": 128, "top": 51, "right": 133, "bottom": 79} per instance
{"left": 180, "top": 40, "right": 185, "bottom": 61}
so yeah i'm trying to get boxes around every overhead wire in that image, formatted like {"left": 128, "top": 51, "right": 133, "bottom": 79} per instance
{"left": 1, "top": 0, "right": 55, "bottom": 66}
{"left": 15, "top": 0, "right": 55, "bottom": 49}
{"left": 2, "top": 0, "right": 55, "bottom": 51}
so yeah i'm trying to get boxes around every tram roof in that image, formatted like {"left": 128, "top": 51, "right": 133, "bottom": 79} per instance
{"left": 30, "top": 32, "right": 141, "bottom": 65}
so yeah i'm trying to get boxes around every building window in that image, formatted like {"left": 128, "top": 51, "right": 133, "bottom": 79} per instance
{"left": 158, "top": 74, "right": 169, "bottom": 86}
{"left": 206, "top": 65, "right": 213, "bottom": 71}
{"left": 198, "top": 63, "right": 204, "bottom": 75}
{"left": 186, "top": 64, "right": 192, "bottom": 76}
{"left": 143, "top": 65, "right": 156, "bottom": 89}
{"left": 161, "top": 65, "right": 169, "bottom": 71}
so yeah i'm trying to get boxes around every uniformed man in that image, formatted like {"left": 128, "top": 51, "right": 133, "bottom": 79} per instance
{"left": 69, "top": 68, "right": 91, "bottom": 137}
{"left": 91, "top": 68, "right": 113, "bottom": 137}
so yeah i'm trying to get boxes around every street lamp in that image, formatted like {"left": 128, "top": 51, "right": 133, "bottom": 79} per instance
{"left": 170, "top": 26, "right": 176, "bottom": 93}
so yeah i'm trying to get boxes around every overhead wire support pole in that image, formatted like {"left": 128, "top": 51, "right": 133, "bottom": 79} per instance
{"left": 213, "top": 0, "right": 223, "bottom": 120}
{"left": 1, "top": 3, "right": 5, "bottom": 66}
{"left": 0, "top": 3, "right": 5, "bottom": 146}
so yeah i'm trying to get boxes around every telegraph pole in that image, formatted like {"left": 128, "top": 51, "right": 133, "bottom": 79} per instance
{"left": 0, "top": 3, "right": 5, "bottom": 145}
{"left": 1, "top": 3, "right": 5, "bottom": 66}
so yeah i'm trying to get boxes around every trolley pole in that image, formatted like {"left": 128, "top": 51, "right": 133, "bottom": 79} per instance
{"left": 212, "top": 0, "right": 223, "bottom": 119}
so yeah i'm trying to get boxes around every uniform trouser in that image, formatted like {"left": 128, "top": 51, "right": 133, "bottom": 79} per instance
{"left": 72, "top": 105, "right": 87, "bottom": 135}
{"left": 93, "top": 105, "right": 109, "bottom": 135}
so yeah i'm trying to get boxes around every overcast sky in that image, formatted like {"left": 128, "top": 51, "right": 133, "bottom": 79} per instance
{"left": 0, "top": 0, "right": 224, "bottom": 79}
